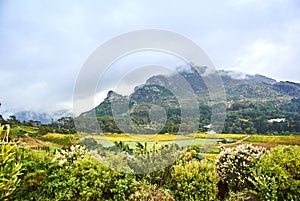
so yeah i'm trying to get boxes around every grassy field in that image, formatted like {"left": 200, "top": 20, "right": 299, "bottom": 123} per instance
{"left": 194, "top": 133, "right": 247, "bottom": 140}
{"left": 80, "top": 133, "right": 248, "bottom": 141}
{"left": 42, "top": 133, "right": 72, "bottom": 139}
{"left": 38, "top": 133, "right": 300, "bottom": 151}
{"left": 245, "top": 134, "right": 300, "bottom": 145}
{"left": 42, "top": 141, "right": 61, "bottom": 152}
{"left": 40, "top": 133, "right": 79, "bottom": 147}
{"left": 82, "top": 133, "right": 192, "bottom": 142}
{"left": 11, "top": 125, "right": 39, "bottom": 136}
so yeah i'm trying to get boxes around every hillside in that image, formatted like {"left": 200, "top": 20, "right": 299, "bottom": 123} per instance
{"left": 79, "top": 65, "right": 300, "bottom": 134}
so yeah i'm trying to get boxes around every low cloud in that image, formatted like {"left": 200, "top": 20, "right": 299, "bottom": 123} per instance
{"left": 0, "top": 0, "right": 299, "bottom": 114}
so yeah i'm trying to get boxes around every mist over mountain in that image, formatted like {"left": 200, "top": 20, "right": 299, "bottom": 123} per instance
{"left": 82, "top": 64, "right": 300, "bottom": 118}
{"left": 6, "top": 110, "right": 74, "bottom": 124}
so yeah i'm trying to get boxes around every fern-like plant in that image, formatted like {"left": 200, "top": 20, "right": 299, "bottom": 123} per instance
{"left": 0, "top": 143, "right": 22, "bottom": 200}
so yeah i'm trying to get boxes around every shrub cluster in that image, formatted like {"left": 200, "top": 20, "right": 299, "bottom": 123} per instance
{"left": 2, "top": 142, "right": 300, "bottom": 201}
{"left": 10, "top": 145, "right": 136, "bottom": 201}
{"left": 38, "top": 155, "right": 135, "bottom": 201}
{"left": 216, "top": 144, "right": 267, "bottom": 192}
{"left": 216, "top": 144, "right": 300, "bottom": 201}
{"left": 5, "top": 143, "right": 222, "bottom": 201}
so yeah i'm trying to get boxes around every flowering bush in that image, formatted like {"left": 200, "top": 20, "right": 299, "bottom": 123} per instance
{"left": 52, "top": 145, "right": 88, "bottom": 166}
{"left": 215, "top": 144, "right": 267, "bottom": 192}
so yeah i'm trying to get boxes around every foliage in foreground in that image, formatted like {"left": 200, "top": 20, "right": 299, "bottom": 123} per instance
{"left": 250, "top": 145, "right": 300, "bottom": 201}
{"left": 2, "top": 142, "right": 300, "bottom": 201}
{"left": 9, "top": 145, "right": 136, "bottom": 201}
{"left": 36, "top": 156, "right": 134, "bottom": 201}
{"left": 0, "top": 144, "right": 22, "bottom": 200}
{"left": 9, "top": 147, "right": 51, "bottom": 200}
{"left": 216, "top": 144, "right": 300, "bottom": 201}
{"left": 171, "top": 159, "right": 219, "bottom": 201}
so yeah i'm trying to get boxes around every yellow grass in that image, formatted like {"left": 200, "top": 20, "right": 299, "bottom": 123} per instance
{"left": 19, "top": 126, "right": 39, "bottom": 130}
{"left": 79, "top": 133, "right": 249, "bottom": 142}
{"left": 204, "top": 153, "right": 219, "bottom": 161}
{"left": 194, "top": 133, "right": 247, "bottom": 139}
{"left": 81, "top": 133, "right": 191, "bottom": 142}
{"left": 42, "top": 133, "right": 70, "bottom": 139}
{"left": 246, "top": 135, "right": 300, "bottom": 145}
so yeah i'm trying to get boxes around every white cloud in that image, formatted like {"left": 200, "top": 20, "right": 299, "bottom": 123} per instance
{"left": 229, "top": 17, "right": 300, "bottom": 82}
{"left": 232, "top": 39, "right": 279, "bottom": 72}
{"left": 0, "top": 0, "right": 300, "bottom": 114}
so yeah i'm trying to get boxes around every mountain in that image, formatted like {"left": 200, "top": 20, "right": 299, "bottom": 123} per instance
{"left": 138, "top": 67, "right": 298, "bottom": 103}
{"left": 273, "top": 81, "right": 300, "bottom": 97}
{"left": 83, "top": 65, "right": 300, "bottom": 118}
{"left": 79, "top": 64, "right": 300, "bottom": 134}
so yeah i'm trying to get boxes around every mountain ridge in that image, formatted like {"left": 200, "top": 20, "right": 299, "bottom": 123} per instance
{"left": 75, "top": 65, "right": 300, "bottom": 134}
{"left": 82, "top": 65, "right": 300, "bottom": 118}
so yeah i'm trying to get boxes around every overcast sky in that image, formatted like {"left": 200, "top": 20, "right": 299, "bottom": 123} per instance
{"left": 1, "top": 0, "right": 300, "bottom": 114}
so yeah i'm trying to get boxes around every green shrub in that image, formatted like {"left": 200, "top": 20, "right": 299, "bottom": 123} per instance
{"left": 137, "top": 165, "right": 174, "bottom": 190}
{"left": 12, "top": 129, "right": 26, "bottom": 138}
{"left": 249, "top": 174, "right": 278, "bottom": 201}
{"left": 38, "top": 155, "right": 135, "bottom": 201}
{"left": 38, "top": 125, "right": 54, "bottom": 135}
{"left": 9, "top": 145, "right": 136, "bottom": 201}
{"left": 171, "top": 159, "right": 219, "bottom": 201}
{"left": 48, "top": 145, "right": 135, "bottom": 200}
{"left": 8, "top": 148, "right": 52, "bottom": 201}
{"left": 39, "top": 155, "right": 107, "bottom": 200}
{"left": 80, "top": 137, "right": 100, "bottom": 150}
{"left": 215, "top": 144, "right": 267, "bottom": 192}
{"left": 0, "top": 144, "right": 22, "bottom": 200}
{"left": 250, "top": 145, "right": 300, "bottom": 201}
{"left": 129, "top": 181, "right": 175, "bottom": 201}
{"left": 128, "top": 144, "right": 183, "bottom": 174}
